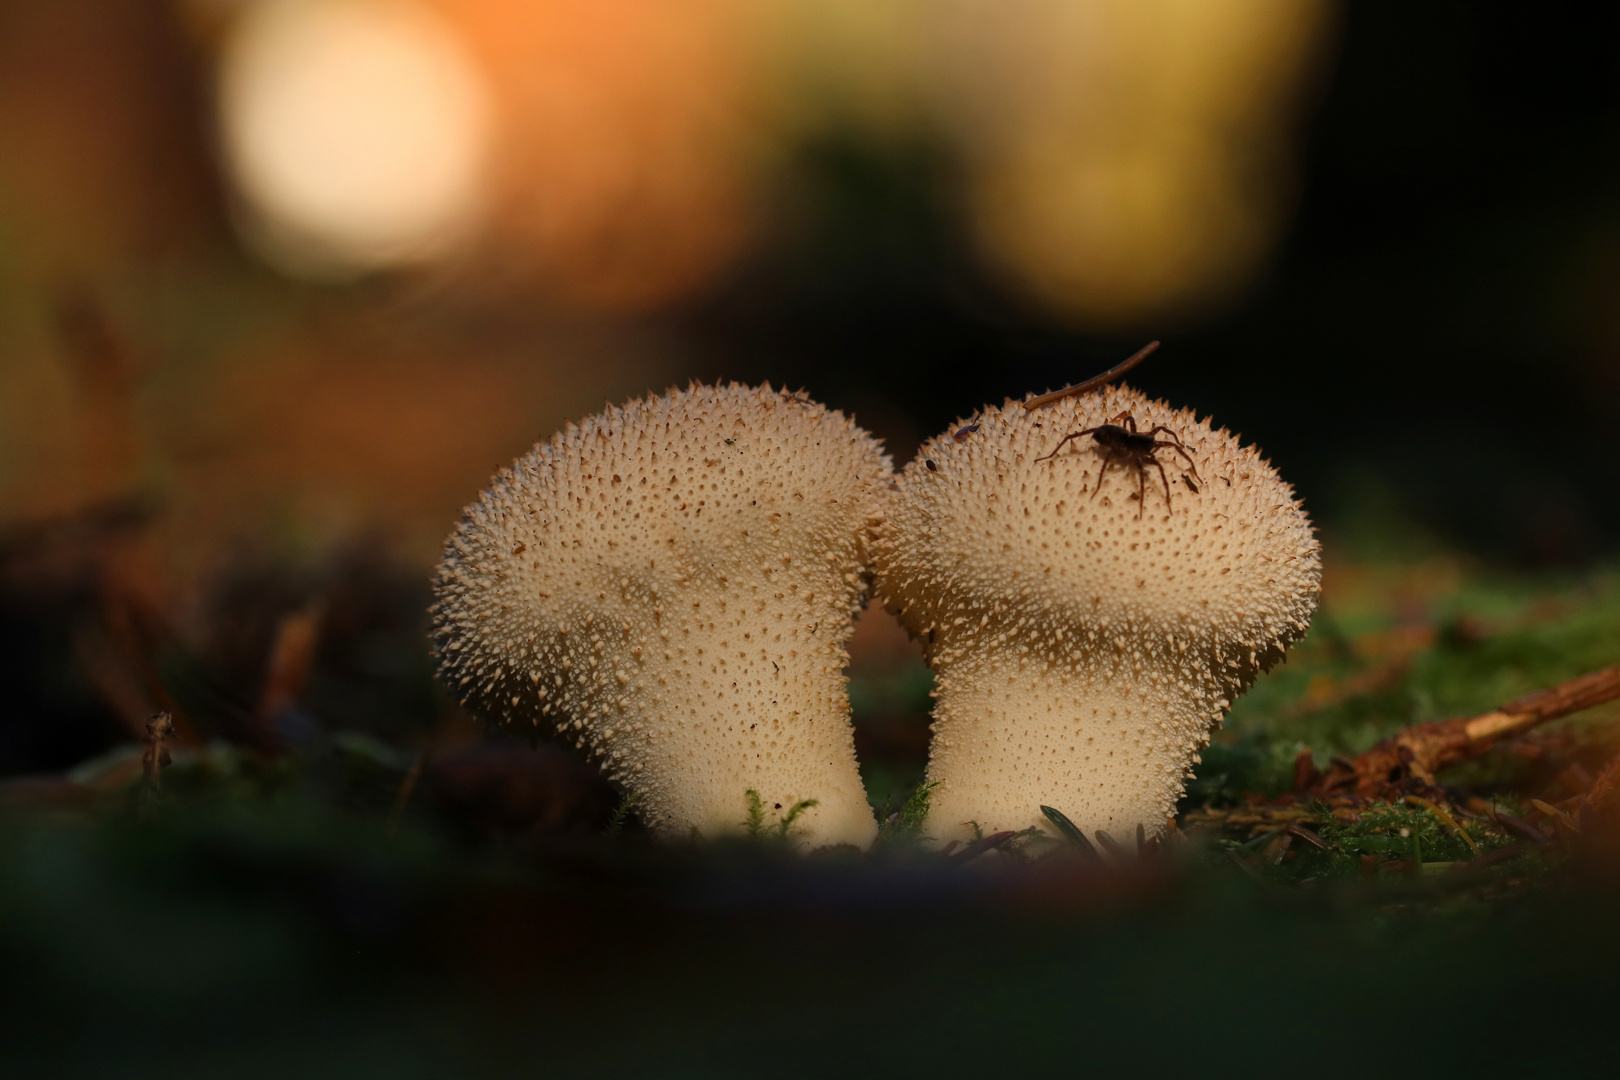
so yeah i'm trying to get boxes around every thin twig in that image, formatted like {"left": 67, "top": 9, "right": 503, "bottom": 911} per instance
{"left": 387, "top": 751, "right": 426, "bottom": 834}
{"left": 1405, "top": 795, "right": 1479, "bottom": 854}
{"left": 949, "top": 830, "right": 1018, "bottom": 865}
{"left": 1282, "top": 822, "right": 1329, "bottom": 849}
{"left": 1021, "top": 341, "right": 1161, "bottom": 410}
{"left": 1335, "top": 666, "right": 1620, "bottom": 794}
{"left": 138, "top": 711, "right": 174, "bottom": 814}
{"left": 1491, "top": 810, "right": 1553, "bottom": 848}
{"left": 141, "top": 711, "right": 174, "bottom": 790}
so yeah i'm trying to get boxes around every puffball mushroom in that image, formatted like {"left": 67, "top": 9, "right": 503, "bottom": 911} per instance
{"left": 430, "top": 383, "right": 890, "bottom": 845}
{"left": 875, "top": 383, "right": 1320, "bottom": 844}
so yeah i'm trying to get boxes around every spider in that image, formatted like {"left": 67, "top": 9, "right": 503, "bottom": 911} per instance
{"left": 1035, "top": 412, "right": 1201, "bottom": 518}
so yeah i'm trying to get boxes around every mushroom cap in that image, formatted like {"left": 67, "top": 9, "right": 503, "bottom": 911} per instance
{"left": 874, "top": 383, "right": 1320, "bottom": 837}
{"left": 431, "top": 382, "right": 891, "bottom": 843}
{"left": 878, "top": 382, "right": 1319, "bottom": 682}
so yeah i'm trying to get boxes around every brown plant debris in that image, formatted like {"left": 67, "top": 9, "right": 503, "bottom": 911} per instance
{"left": 140, "top": 711, "right": 174, "bottom": 809}
{"left": 1325, "top": 666, "right": 1620, "bottom": 795}
{"left": 1021, "top": 341, "right": 1160, "bottom": 409}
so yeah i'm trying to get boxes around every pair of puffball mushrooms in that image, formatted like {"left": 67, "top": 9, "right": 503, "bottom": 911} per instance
{"left": 431, "top": 375, "right": 1321, "bottom": 849}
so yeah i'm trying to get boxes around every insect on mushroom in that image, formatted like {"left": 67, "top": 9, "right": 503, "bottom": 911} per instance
{"left": 1035, "top": 412, "right": 1201, "bottom": 518}
{"left": 873, "top": 359, "right": 1321, "bottom": 847}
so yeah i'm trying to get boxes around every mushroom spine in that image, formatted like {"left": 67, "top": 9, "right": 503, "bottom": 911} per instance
{"left": 874, "top": 383, "right": 1320, "bottom": 844}
{"left": 431, "top": 383, "right": 891, "bottom": 845}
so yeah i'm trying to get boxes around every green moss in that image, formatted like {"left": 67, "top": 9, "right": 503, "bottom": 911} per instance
{"left": 742, "top": 789, "right": 821, "bottom": 841}
{"left": 743, "top": 789, "right": 766, "bottom": 836}
{"left": 606, "top": 792, "right": 642, "bottom": 835}
{"left": 872, "top": 780, "right": 938, "bottom": 847}
{"left": 1218, "top": 800, "right": 1533, "bottom": 887}
{"left": 1199, "top": 564, "right": 1620, "bottom": 805}
{"left": 776, "top": 798, "right": 819, "bottom": 837}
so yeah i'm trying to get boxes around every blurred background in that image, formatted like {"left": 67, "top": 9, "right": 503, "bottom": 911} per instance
{"left": 5, "top": 0, "right": 1619, "bottom": 782}
{"left": 4, "top": 0, "right": 1620, "bottom": 802}
{"left": 5, "top": 2, "right": 1620, "bottom": 1073}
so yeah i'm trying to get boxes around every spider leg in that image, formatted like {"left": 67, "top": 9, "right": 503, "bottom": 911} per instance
{"left": 1090, "top": 453, "right": 1115, "bottom": 500}
{"left": 1035, "top": 433, "right": 1082, "bottom": 463}
{"left": 1112, "top": 412, "right": 1137, "bottom": 432}
{"left": 1035, "top": 426, "right": 1102, "bottom": 462}
{"left": 1154, "top": 439, "right": 1201, "bottom": 482}
{"left": 1142, "top": 424, "right": 1184, "bottom": 446}
{"left": 1135, "top": 461, "right": 1148, "bottom": 519}
{"left": 1152, "top": 457, "right": 1173, "bottom": 513}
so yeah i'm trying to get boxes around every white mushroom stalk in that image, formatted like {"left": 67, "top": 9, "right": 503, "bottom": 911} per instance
{"left": 431, "top": 383, "right": 891, "bottom": 846}
{"left": 875, "top": 383, "right": 1320, "bottom": 844}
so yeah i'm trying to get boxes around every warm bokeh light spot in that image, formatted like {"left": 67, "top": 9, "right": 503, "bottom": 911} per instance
{"left": 206, "top": 0, "right": 1334, "bottom": 321}
{"left": 452, "top": 0, "right": 760, "bottom": 310}
{"left": 935, "top": 0, "right": 1335, "bottom": 326}
{"left": 219, "top": 0, "right": 493, "bottom": 276}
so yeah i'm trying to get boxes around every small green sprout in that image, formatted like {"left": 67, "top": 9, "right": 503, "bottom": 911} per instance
{"left": 743, "top": 789, "right": 821, "bottom": 840}
{"left": 873, "top": 781, "right": 939, "bottom": 846}
{"left": 607, "top": 791, "right": 643, "bottom": 835}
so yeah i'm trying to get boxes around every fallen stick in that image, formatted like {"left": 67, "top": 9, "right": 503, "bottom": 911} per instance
{"left": 1021, "top": 341, "right": 1160, "bottom": 409}
{"left": 1341, "top": 666, "right": 1620, "bottom": 793}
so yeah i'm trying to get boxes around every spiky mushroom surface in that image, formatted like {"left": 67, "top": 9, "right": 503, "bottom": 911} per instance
{"left": 875, "top": 383, "right": 1320, "bottom": 844}
{"left": 431, "top": 383, "right": 890, "bottom": 845}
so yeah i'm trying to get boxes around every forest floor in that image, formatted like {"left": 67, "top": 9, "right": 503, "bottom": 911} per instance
{"left": 2, "top": 527, "right": 1618, "bottom": 1077}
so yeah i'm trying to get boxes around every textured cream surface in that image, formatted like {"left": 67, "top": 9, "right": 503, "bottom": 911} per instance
{"left": 875, "top": 383, "right": 1320, "bottom": 842}
{"left": 431, "top": 383, "right": 890, "bottom": 845}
